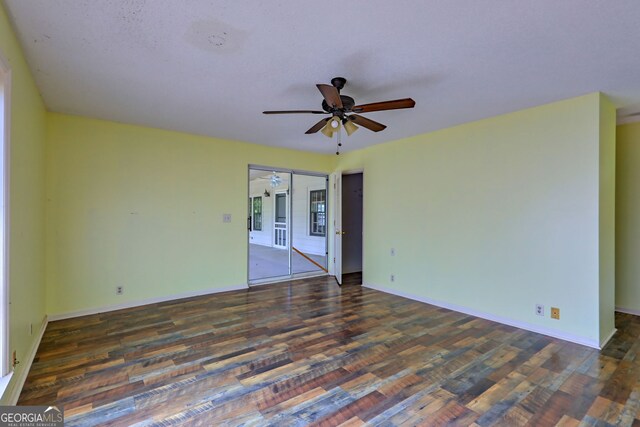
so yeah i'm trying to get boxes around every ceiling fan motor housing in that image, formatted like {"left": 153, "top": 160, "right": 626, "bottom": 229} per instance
{"left": 321, "top": 96, "right": 355, "bottom": 115}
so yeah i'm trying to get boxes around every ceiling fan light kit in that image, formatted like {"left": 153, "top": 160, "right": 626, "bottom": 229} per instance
{"left": 263, "top": 77, "right": 415, "bottom": 154}
{"left": 320, "top": 123, "right": 334, "bottom": 138}
{"left": 343, "top": 119, "right": 358, "bottom": 136}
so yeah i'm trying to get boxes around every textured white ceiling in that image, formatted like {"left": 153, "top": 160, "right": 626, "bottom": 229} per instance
{"left": 4, "top": 1, "right": 640, "bottom": 153}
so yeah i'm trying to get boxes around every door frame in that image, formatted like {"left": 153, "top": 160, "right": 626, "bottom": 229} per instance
{"left": 332, "top": 172, "right": 342, "bottom": 285}
{"left": 247, "top": 165, "right": 329, "bottom": 286}
{"left": 332, "top": 169, "right": 364, "bottom": 286}
{"left": 0, "top": 52, "right": 11, "bottom": 377}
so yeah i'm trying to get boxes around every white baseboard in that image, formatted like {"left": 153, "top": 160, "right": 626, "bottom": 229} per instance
{"left": 615, "top": 306, "right": 640, "bottom": 316}
{"left": 364, "top": 282, "right": 602, "bottom": 349}
{"left": 4, "top": 315, "right": 48, "bottom": 405}
{"left": 599, "top": 327, "right": 617, "bottom": 348}
{"left": 48, "top": 284, "right": 248, "bottom": 321}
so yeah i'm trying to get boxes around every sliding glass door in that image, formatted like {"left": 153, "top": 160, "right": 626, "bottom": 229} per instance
{"left": 290, "top": 173, "right": 327, "bottom": 276}
{"left": 248, "top": 167, "right": 328, "bottom": 284}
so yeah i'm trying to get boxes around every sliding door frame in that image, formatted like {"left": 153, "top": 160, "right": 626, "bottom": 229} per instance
{"left": 247, "top": 165, "right": 329, "bottom": 286}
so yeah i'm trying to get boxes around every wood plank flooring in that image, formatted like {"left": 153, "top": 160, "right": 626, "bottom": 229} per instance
{"left": 18, "top": 276, "right": 640, "bottom": 426}
{"left": 341, "top": 272, "right": 362, "bottom": 287}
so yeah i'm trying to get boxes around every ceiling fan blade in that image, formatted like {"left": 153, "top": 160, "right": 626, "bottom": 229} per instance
{"left": 305, "top": 117, "right": 331, "bottom": 134}
{"left": 316, "top": 84, "right": 343, "bottom": 109}
{"left": 263, "top": 110, "right": 327, "bottom": 114}
{"left": 348, "top": 115, "right": 387, "bottom": 132}
{"left": 352, "top": 98, "right": 415, "bottom": 113}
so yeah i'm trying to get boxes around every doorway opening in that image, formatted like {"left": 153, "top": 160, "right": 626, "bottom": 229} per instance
{"left": 340, "top": 172, "right": 363, "bottom": 286}
{"left": 0, "top": 56, "right": 10, "bottom": 377}
{"left": 248, "top": 167, "right": 328, "bottom": 285}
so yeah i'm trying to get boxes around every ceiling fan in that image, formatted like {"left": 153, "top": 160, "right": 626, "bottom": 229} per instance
{"left": 255, "top": 171, "right": 283, "bottom": 187}
{"left": 263, "top": 77, "right": 416, "bottom": 138}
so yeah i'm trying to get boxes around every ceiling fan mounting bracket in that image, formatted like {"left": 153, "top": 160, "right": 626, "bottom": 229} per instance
{"left": 331, "top": 77, "right": 347, "bottom": 92}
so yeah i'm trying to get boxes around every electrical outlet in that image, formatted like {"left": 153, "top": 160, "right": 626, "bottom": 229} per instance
{"left": 535, "top": 304, "right": 544, "bottom": 316}
{"left": 116, "top": 286, "right": 124, "bottom": 295}
{"left": 551, "top": 307, "right": 560, "bottom": 320}
{"left": 223, "top": 213, "right": 232, "bottom": 223}
{"left": 390, "top": 248, "right": 396, "bottom": 256}
{"left": 12, "top": 350, "right": 18, "bottom": 367}
{"left": 390, "top": 274, "right": 395, "bottom": 282}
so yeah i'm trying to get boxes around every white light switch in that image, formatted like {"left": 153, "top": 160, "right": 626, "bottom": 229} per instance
{"left": 223, "top": 214, "right": 232, "bottom": 223}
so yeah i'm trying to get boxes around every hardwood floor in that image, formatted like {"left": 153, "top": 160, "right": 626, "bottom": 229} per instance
{"left": 19, "top": 276, "right": 640, "bottom": 426}
{"left": 341, "top": 272, "right": 362, "bottom": 286}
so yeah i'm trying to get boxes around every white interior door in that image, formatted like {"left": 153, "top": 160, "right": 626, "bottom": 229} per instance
{"left": 333, "top": 173, "right": 343, "bottom": 285}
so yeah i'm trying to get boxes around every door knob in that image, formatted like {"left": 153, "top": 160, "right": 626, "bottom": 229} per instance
{"left": 335, "top": 230, "right": 346, "bottom": 235}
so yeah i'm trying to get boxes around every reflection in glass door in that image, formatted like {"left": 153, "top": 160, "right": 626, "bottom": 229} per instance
{"left": 248, "top": 169, "right": 290, "bottom": 282}
{"left": 248, "top": 167, "right": 328, "bottom": 284}
{"left": 290, "top": 173, "right": 327, "bottom": 276}
{"left": 273, "top": 192, "right": 287, "bottom": 249}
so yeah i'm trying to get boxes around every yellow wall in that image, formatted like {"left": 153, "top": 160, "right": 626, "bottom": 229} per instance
{"left": 0, "top": 5, "right": 47, "bottom": 402}
{"left": 45, "top": 113, "right": 334, "bottom": 316}
{"left": 338, "top": 93, "right": 613, "bottom": 347}
{"left": 0, "top": 0, "right": 626, "bottom": 403}
{"left": 616, "top": 121, "right": 640, "bottom": 313}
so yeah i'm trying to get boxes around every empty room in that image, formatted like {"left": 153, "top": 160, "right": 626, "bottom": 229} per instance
{"left": 1, "top": 1, "right": 640, "bottom": 425}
